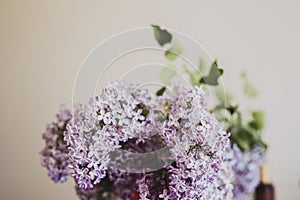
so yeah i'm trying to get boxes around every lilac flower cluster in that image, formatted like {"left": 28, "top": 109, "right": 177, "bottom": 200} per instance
{"left": 231, "top": 144, "right": 264, "bottom": 200}
{"left": 40, "top": 105, "right": 72, "bottom": 183}
{"left": 63, "top": 82, "right": 233, "bottom": 199}
{"left": 41, "top": 81, "right": 237, "bottom": 199}
{"left": 64, "top": 81, "right": 161, "bottom": 189}
{"left": 153, "top": 85, "right": 233, "bottom": 200}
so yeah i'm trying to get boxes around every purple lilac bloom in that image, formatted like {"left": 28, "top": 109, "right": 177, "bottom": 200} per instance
{"left": 64, "top": 81, "right": 234, "bottom": 199}
{"left": 40, "top": 81, "right": 268, "bottom": 200}
{"left": 231, "top": 144, "right": 264, "bottom": 200}
{"left": 64, "top": 81, "right": 161, "bottom": 189}
{"left": 141, "top": 84, "right": 234, "bottom": 200}
{"left": 40, "top": 105, "right": 72, "bottom": 183}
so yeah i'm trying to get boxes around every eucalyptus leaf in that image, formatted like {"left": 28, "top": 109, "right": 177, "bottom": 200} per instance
{"left": 152, "top": 25, "right": 172, "bottom": 46}
{"left": 199, "top": 61, "right": 223, "bottom": 86}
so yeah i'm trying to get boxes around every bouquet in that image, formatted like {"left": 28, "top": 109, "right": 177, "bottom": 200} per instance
{"left": 40, "top": 25, "right": 267, "bottom": 200}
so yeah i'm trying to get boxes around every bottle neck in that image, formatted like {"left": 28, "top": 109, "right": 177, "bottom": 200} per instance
{"left": 260, "top": 163, "right": 271, "bottom": 184}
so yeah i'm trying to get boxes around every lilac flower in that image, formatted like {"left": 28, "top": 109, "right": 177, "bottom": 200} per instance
{"left": 137, "top": 84, "right": 233, "bottom": 199}
{"left": 40, "top": 105, "right": 72, "bottom": 183}
{"left": 62, "top": 81, "right": 233, "bottom": 199}
{"left": 41, "top": 80, "right": 268, "bottom": 200}
{"left": 231, "top": 144, "right": 264, "bottom": 200}
{"left": 64, "top": 81, "right": 161, "bottom": 189}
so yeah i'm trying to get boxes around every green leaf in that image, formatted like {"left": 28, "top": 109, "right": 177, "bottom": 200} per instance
{"left": 156, "top": 86, "right": 166, "bottom": 96}
{"left": 164, "top": 42, "right": 183, "bottom": 61}
{"left": 226, "top": 105, "right": 238, "bottom": 115}
{"left": 248, "top": 110, "right": 265, "bottom": 131}
{"left": 152, "top": 25, "right": 172, "bottom": 46}
{"left": 231, "top": 121, "right": 267, "bottom": 151}
{"left": 244, "top": 125, "right": 268, "bottom": 150}
{"left": 160, "top": 64, "right": 177, "bottom": 85}
{"left": 231, "top": 127, "right": 256, "bottom": 151}
{"left": 241, "top": 71, "right": 258, "bottom": 98}
{"left": 199, "top": 61, "right": 224, "bottom": 86}
{"left": 230, "top": 130, "right": 250, "bottom": 151}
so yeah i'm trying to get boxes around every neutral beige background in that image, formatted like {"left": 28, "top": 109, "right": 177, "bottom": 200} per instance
{"left": 1, "top": 0, "right": 300, "bottom": 199}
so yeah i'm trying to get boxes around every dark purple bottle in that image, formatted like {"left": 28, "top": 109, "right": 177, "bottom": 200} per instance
{"left": 255, "top": 163, "right": 275, "bottom": 200}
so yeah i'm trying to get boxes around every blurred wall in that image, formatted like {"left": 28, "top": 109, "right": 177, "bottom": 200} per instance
{"left": 1, "top": 0, "right": 300, "bottom": 199}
